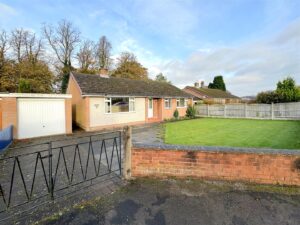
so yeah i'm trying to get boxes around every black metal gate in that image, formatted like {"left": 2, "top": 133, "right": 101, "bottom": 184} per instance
{"left": 0, "top": 131, "right": 123, "bottom": 214}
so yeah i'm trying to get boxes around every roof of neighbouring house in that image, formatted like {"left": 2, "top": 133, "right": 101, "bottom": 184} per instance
{"left": 71, "top": 72, "right": 192, "bottom": 98}
{"left": 183, "top": 86, "right": 240, "bottom": 99}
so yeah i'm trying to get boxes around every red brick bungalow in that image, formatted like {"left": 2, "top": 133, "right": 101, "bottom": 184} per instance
{"left": 67, "top": 72, "right": 193, "bottom": 131}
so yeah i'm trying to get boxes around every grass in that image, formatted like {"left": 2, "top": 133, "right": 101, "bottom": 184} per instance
{"left": 164, "top": 118, "right": 300, "bottom": 149}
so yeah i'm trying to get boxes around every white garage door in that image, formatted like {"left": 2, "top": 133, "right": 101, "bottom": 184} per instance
{"left": 18, "top": 98, "right": 66, "bottom": 139}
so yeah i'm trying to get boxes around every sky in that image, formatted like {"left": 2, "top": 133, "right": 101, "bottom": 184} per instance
{"left": 0, "top": 0, "right": 300, "bottom": 96}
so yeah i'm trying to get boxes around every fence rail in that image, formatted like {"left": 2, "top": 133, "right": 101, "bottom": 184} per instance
{"left": 0, "top": 131, "right": 122, "bottom": 214}
{"left": 0, "top": 125, "right": 13, "bottom": 153}
{"left": 195, "top": 102, "right": 300, "bottom": 120}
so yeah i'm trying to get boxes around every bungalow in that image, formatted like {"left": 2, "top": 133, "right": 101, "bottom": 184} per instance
{"left": 67, "top": 72, "right": 192, "bottom": 131}
{"left": 183, "top": 82, "right": 241, "bottom": 104}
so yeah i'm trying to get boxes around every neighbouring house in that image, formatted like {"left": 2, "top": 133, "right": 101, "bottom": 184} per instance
{"left": 67, "top": 71, "right": 193, "bottom": 131}
{"left": 183, "top": 81, "right": 241, "bottom": 104}
{"left": 0, "top": 93, "right": 72, "bottom": 139}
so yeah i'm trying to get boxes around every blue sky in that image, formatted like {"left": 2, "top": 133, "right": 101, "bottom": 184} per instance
{"left": 0, "top": 0, "right": 300, "bottom": 96}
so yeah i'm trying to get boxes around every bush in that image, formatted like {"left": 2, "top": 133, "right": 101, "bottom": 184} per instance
{"left": 256, "top": 91, "right": 280, "bottom": 104}
{"left": 186, "top": 105, "right": 196, "bottom": 118}
{"left": 173, "top": 109, "right": 179, "bottom": 119}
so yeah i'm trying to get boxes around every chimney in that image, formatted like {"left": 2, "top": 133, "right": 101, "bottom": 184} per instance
{"left": 99, "top": 68, "right": 109, "bottom": 78}
{"left": 201, "top": 81, "right": 205, "bottom": 88}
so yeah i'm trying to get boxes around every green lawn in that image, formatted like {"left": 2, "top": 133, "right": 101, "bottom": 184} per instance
{"left": 164, "top": 118, "right": 300, "bottom": 149}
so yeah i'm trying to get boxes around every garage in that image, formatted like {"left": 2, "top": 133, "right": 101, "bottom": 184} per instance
{"left": 0, "top": 93, "right": 72, "bottom": 139}
{"left": 18, "top": 98, "right": 66, "bottom": 139}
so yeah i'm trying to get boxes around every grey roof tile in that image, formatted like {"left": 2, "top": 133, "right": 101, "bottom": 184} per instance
{"left": 72, "top": 72, "right": 192, "bottom": 98}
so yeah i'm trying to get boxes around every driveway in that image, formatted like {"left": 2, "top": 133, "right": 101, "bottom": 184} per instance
{"left": 132, "top": 124, "right": 164, "bottom": 144}
{"left": 39, "top": 179, "right": 300, "bottom": 225}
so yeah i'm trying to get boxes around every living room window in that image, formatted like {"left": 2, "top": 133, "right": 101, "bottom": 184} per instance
{"left": 105, "top": 97, "right": 135, "bottom": 113}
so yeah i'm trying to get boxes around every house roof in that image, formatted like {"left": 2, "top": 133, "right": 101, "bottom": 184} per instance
{"left": 71, "top": 72, "right": 191, "bottom": 98}
{"left": 183, "top": 86, "right": 239, "bottom": 99}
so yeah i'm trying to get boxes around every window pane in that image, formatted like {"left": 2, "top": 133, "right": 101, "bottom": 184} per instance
{"left": 129, "top": 98, "right": 135, "bottom": 111}
{"left": 111, "top": 97, "right": 129, "bottom": 113}
{"left": 105, "top": 101, "right": 111, "bottom": 113}
{"left": 149, "top": 99, "right": 153, "bottom": 109}
{"left": 165, "top": 99, "right": 171, "bottom": 108}
{"left": 177, "top": 98, "right": 186, "bottom": 107}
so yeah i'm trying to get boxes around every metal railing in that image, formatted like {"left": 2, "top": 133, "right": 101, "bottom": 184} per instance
{"left": 0, "top": 131, "right": 122, "bottom": 213}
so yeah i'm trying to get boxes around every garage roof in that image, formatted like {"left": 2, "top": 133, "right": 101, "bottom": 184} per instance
{"left": 0, "top": 93, "right": 72, "bottom": 98}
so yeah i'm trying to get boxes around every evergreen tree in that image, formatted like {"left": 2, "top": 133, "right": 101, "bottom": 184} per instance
{"left": 208, "top": 75, "right": 226, "bottom": 91}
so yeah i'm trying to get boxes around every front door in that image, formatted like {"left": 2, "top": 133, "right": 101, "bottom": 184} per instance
{"left": 148, "top": 98, "right": 153, "bottom": 118}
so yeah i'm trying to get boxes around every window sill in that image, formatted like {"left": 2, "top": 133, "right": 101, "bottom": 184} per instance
{"left": 104, "top": 111, "right": 136, "bottom": 115}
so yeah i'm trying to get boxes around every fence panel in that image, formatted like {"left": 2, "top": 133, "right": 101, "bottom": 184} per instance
{"left": 195, "top": 102, "right": 300, "bottom": 120}
{"left": 0, "top": 125, "right": 13, "bottom": 153}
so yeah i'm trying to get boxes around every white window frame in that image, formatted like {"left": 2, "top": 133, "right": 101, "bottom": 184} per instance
{"left": 105, "top": 97, "right": 135, "bottom": 114}
{"left": 164, "top": 98, "right": 172, "bottom": 109}
{"left": 129, "top": 97, "right": 135, "bottom": 112}
{"left": 105, "top": 97, "right": 111, "bottom": 114}
{"left": 176, "top": 98, "right": 188, "bottom": 108}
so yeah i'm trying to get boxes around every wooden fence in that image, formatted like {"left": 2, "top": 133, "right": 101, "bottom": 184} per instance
{"left": 195, "top": 102, "right": 300, "bottom": 120}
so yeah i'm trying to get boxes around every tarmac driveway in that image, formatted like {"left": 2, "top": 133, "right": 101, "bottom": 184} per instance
{"left": 40, "top": 179, "right": 300, "bottom": 225}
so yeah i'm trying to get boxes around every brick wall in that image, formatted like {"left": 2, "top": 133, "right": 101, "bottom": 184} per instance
{"left": 65, "top": 98, "right": 72, "bottom": 134}
{"left": 1, "top": 98, "right": 17, "bottom": 137}
{"left": 131, "top": 144, "right": 300, "bottom": 186}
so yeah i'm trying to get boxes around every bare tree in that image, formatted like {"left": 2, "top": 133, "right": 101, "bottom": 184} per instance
{"left": 42, "top": 19, "right": 81, "bottom": 92}
{"left": 76, "top": 40, "right": 96, "bottom": 73}
{"left": 117, "top": 51, "right": 137, "bottom": 65}
{"left": 0, "top": 30, "right": 9, "bottom": 66}
{"left": 10, "top": 28, "right": 43, "bottom": 64}
{"left": 10, "top": 28, "right": 27, "bottom": 63}
{"left": 42, "top": 19, "right": 80, "bottom": 66}
{"left": 96, "top": 36, "right": 112, "bottom": 69}
{"left": 24, "top": 32, "right": 43, "bottom": 64}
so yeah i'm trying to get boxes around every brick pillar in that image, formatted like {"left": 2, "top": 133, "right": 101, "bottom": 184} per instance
{"left": 2, "top": 98, "right": 18, "bottom": 138}
{"left": 123, "top": 126, "right": 132, "bottom": 179}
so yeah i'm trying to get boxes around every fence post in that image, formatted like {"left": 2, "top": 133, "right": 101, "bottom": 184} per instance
{"left": 224, "top": 104, "right": 226, "bottom": 118}
{"left": 123, "top": 126, "right": 132, "bottom": 180}
{"left": 244, "top": 103, "right": 247, "bottom": 118}
{"left": 207, "top": 104, "right": 210, "bottom": 117}
{"left": 271, "top": 102, "right": 274, "bottom": 120}
{"left": 48, "top": 142, "right": 54, "bottom": 200}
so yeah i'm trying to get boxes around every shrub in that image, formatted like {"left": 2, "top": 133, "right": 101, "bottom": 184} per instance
{"left": 173, "top": 109, "right": 179, "bottom": 119}
{"left": 186, "top": 105, "right": 196, "bottom": 118}
{"left": 294, "top": 158, "right": 300, "bottom": 171}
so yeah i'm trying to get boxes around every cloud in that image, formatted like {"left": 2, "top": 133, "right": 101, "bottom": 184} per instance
{"left": 0, "top": 2, "right": 17, "bottom": 17}
{"left": 152, "top": 19, "right": 300, "bottom": 96}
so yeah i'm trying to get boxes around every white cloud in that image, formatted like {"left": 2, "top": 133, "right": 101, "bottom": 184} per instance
{"left": 151, "top": 19, "right": 300, "bottom": 96}
{"left": 0, "top": 2, "right": 17, "bottom": 17}
{"left": 113, "top": 37, "right": 168, "bottom": 78}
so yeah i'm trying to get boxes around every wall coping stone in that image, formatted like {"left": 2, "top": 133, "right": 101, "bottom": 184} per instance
{"left": 133, "top": 142, "right": 300, "bottom": 156}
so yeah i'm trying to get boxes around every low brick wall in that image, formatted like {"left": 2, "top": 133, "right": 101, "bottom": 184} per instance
{"left": 132, "top": 143, "right": 300, "bottom": 186}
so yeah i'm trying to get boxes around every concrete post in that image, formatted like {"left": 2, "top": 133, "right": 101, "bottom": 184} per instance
{"left": 123, "top": 126, "right": 132, "bottom": 179}
{"left": 271, "top": 103, "right": 274, "bottom": 120}
{"left": 224, "top": 104, "right": 226, "bottom": 118}
{"left": 207, "top": 104, "right": 210, "bottom": 117}
{"left": 245, "top": 103, "right": 247, "bottom": 118}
